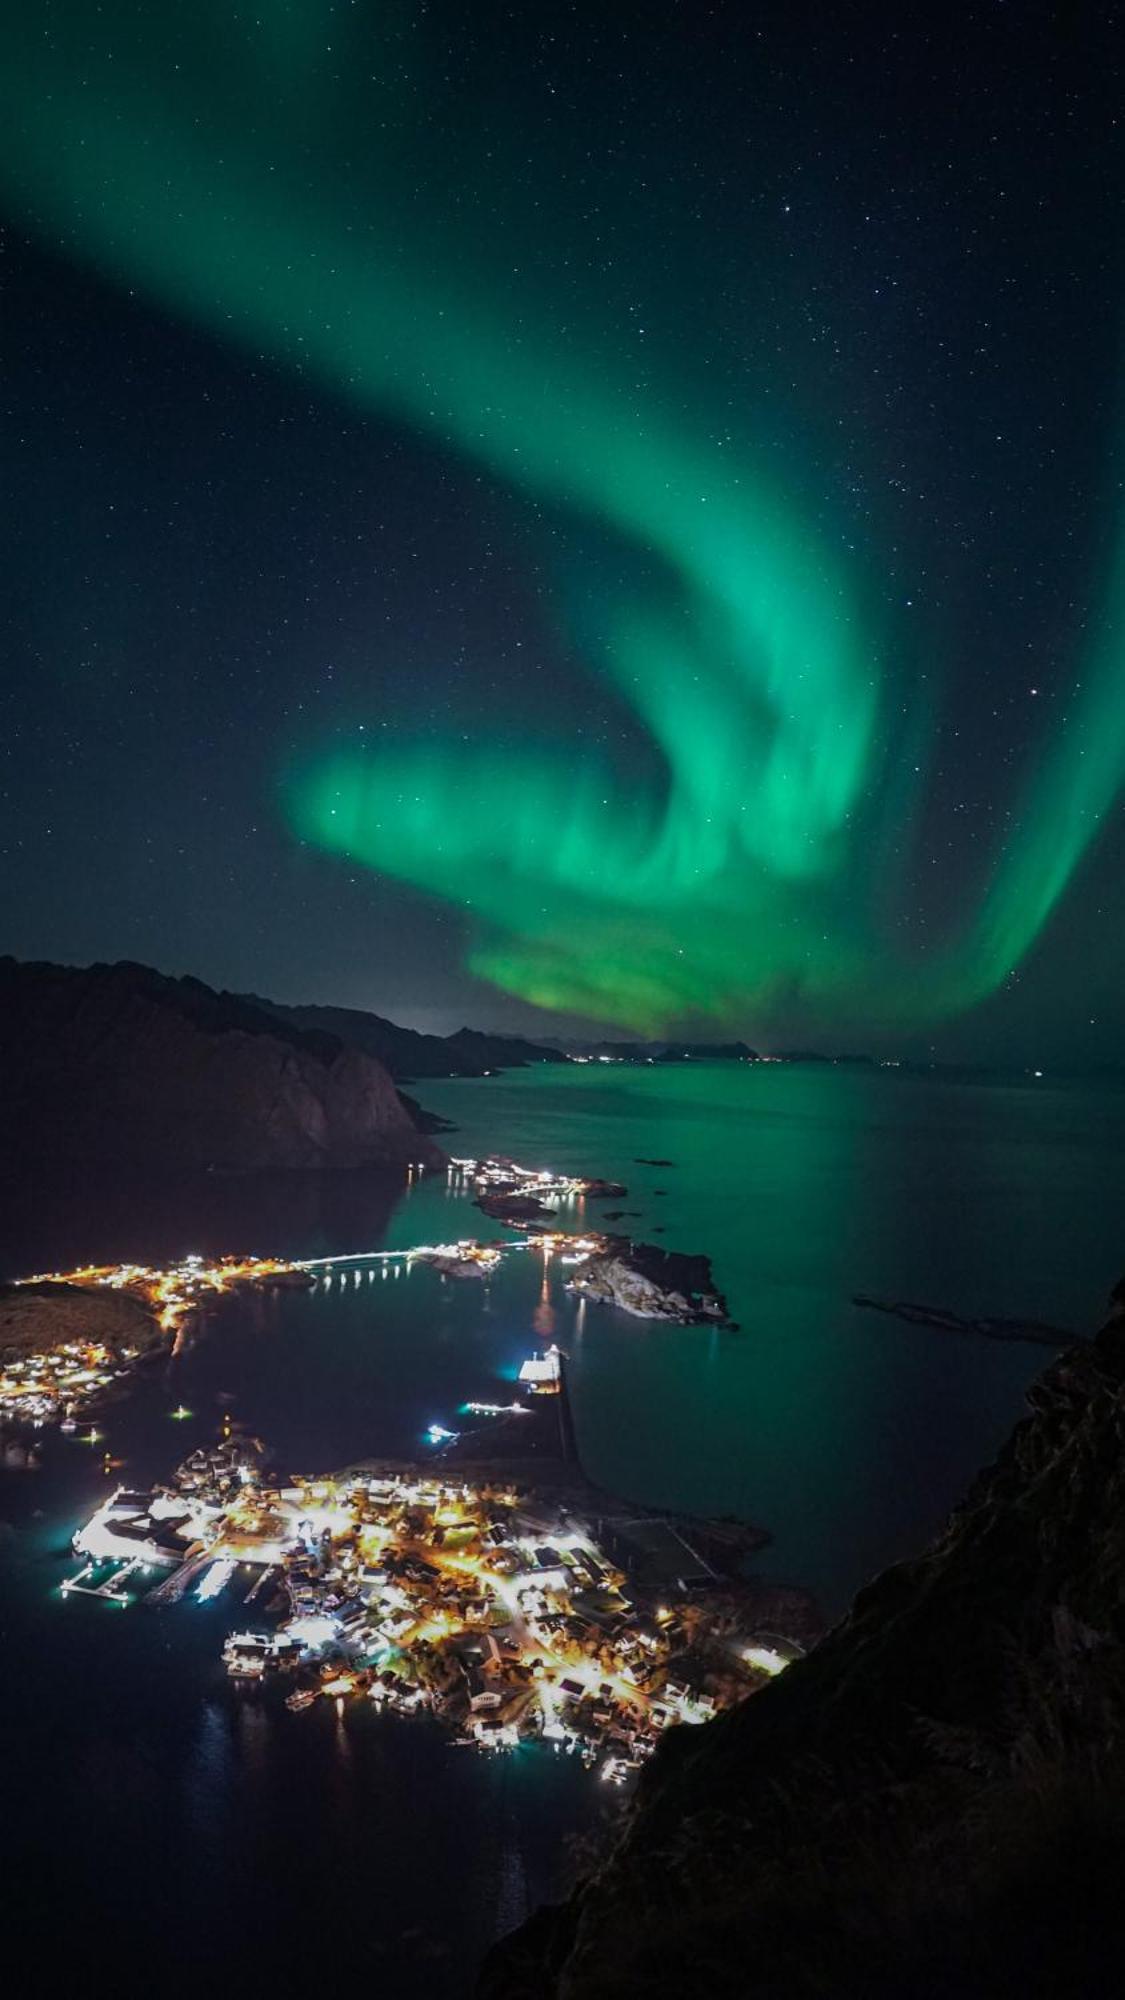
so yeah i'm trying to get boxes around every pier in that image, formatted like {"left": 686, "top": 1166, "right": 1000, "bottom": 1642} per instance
{"left": 61, "top": 1556, "right": 145, "bottom": 1606}
{"left": 129, "top": 1550, "right": 212, "bottom": 1605}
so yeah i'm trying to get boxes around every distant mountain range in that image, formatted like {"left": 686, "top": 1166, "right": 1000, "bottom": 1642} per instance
{"left": 0, "top": 955, "right": 591, "bottom": 1174}
{"left": 246, "top": 996, "right": 570, "bottom": 1080}
{"left": 0, "top": 955, "right": 1107, "bottom": 1180}
{"left": 560, "top": 1039, "right": 1096, "bottom": 1082}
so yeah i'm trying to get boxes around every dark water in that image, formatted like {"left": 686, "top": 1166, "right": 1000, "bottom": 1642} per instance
{"left": 1, "top": 1063, "right": 1121, "bottom": 1992}
{"left": 417, "top": 1063, "right": 1124, "bottom": 1600}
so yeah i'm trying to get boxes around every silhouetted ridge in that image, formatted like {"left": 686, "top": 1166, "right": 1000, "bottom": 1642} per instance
{"left": 249, "top": 995, "right": 569, "bottom": 1078}
{"left": 0, "top": 956, "right": 440, "bottom": 1171}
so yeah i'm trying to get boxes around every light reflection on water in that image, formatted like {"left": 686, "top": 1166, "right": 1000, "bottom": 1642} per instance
{"left": 4, "top": 1066, "right": 1123, "bottom": 1601}
{"left": 185, "top": 1700, "right": 235, "bottom": 1838}
{"left": 0, "top": 1152, "right": 609, "bottom": 1995}
{"left": 2, "top": 1064, "right": 1123, "bottom": 1991}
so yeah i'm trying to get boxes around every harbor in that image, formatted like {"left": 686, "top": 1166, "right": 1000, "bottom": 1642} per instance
{"left": 10, "top": 1141, "right": 814, "bottom": 1819}
{"left": 0, "top": 1151, "right": 724, "bottom": 1442}
{"left": 61, "top": 1423, "right": 808, "bottom": 1778}
{"left": 0, "top": 1068, "right": 1098, "bottom": 1995}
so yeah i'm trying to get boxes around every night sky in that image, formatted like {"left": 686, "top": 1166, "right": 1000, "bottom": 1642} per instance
{"left": 2, "top": 2, "right": 1122, "bottom": 1061}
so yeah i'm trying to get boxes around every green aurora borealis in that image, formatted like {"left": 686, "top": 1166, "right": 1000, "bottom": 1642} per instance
{"left": 3, "top": 3, "right": 1123, "bottom": 1037}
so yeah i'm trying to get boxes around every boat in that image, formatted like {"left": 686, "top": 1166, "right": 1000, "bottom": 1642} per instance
{"left": 518, "top": 1345, "right": 562, "bottom": 1394}
{"left": 286, "top": 1687, "right": 318, "bottom": 1712}
{"left": 226, "top": 1654, "right": 265, "bottom": 1679}
{"left": 223, "top": 1630, "right": 272, "bottom": 1678}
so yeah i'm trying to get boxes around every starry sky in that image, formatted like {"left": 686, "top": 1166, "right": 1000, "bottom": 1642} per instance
{"left": 1, "top": 1, "right": 1122, "bottom": 1060}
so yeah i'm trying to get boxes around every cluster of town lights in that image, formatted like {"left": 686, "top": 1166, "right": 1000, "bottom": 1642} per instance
{"left": 13, "top": 1151, "right": 795, "bottom": 1788}
{"left": 17, "top": 1253, "right": 303, "bottom": 1335}
{"left": 60, "top": 1449, "right": 788, "bottom": 1775}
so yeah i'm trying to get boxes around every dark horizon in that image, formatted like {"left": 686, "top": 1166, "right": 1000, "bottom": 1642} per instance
{"left": 6, "top": 943, "right": 1124, "bottom": 1081}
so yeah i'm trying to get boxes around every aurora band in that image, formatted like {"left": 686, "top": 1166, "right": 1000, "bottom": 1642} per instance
{"left": 1, "top": 3, "right": 1122, "bottom": 1031}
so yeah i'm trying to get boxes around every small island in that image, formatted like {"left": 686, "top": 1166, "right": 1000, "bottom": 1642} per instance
{"left": 454, "top": 1155, "right": 628, "bottom": 1224}
{"left": 569, "top": 1240, "right": 735, "bottom": 1326}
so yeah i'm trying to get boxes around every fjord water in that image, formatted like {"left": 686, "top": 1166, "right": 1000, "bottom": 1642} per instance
{"left": 1, "top": 1062, "right": 1121, "bottom": 1993}
{"left": 415, "top": 1062, "right": 1122, "bottom": 1599}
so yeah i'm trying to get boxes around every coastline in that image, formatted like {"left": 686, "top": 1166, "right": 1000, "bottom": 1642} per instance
{"left": 11, "top": 1141, "right": 821, "bottom": 1783}
{"left": 0, "top": 1152, "right": 741, "bottom": 1436}
{"left": 2, "top": 1065, "right": 1113, "bottom": 1994}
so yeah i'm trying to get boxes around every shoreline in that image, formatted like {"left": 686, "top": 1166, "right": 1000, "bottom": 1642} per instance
{"left": 10, "top": 1133, "right": 824, "bottom": 1796}
{"left": 6, "top": 1144, "right": 820, "bottom": 1646}
{"left": 1, "top": 1151, "right": 740, "bottom": 1435}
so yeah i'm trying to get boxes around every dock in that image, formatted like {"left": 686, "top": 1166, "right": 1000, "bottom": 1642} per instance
{"left": 60, "top": 1556, "right": 146, "bottom": 1606}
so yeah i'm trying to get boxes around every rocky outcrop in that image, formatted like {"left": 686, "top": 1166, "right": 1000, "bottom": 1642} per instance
{"left": 0, "top": 956, "right": 442, "bottom": 1172}
{"left": 476, "top": 1191, "right": 558, "bottom": 1223}
{"left": 481, "top": 1283, "right": 1125, "bottom": 1996}
{"left": 420, "top": 1253, "right": 490, "bottom": 1281}
{"left": 854, "top": 1292, "right": 1072, "bottom": 1346}
{"left": 569, "top": 1241, "right": 732, "bottom": 1325}
{"left": 396, "top": 1088, "right": 458, "bottom": 1135}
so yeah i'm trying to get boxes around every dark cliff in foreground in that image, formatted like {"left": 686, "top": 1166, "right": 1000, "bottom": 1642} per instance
{"left": 483, "top": 1283, "right": 1125, "bottom": 1998}
{"left": 0, "top": 957, "right": 441, "bottom": 1172}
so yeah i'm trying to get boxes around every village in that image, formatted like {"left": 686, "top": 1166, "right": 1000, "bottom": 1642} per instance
{"left": 0, "top": 1147, "right": 629, "bottom": 1435}
{"left": 450, "top": 1153, "right": 628, "bottom": 1224}
{"left": 0, "top": 1149, "right": 678, "bottom": 1438}
{"left": 63, "top": 1436, "right": 797, "bottom": 1777}
{"left": 13, "top": 1150, "right": 794, "bottom": 1784}
{"left": 0, "top": 1336, "right": 126, "bottom": 1433}
{"left": 0, "top": 1252, "right": 315, "bottom": 1432}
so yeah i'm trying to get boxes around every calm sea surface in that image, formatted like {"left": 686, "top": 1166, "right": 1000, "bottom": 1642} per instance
{"left": 1, "top": 1063, "right": 1121, "bottom": 1993}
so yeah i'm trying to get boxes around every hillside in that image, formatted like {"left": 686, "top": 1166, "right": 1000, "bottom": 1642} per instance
{"left": 250, "top": 996, "right": 570, "bottom": 1079}
{"left": 0, "top": 1280, "right": 160, "bottom": 1355}
{"left": 482, "top": 1281, "right": 1125, "bottom": 1997}
{"left": 0, "top": 957, "right": 441, "bottom": 1172}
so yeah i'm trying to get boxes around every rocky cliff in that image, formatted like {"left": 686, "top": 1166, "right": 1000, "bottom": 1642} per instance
{"left": 0, "top": 957, "right": 442, "bottom": 1171}
{"left": 482, "top": 1282, "right": 1125, "bottom": 1997}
